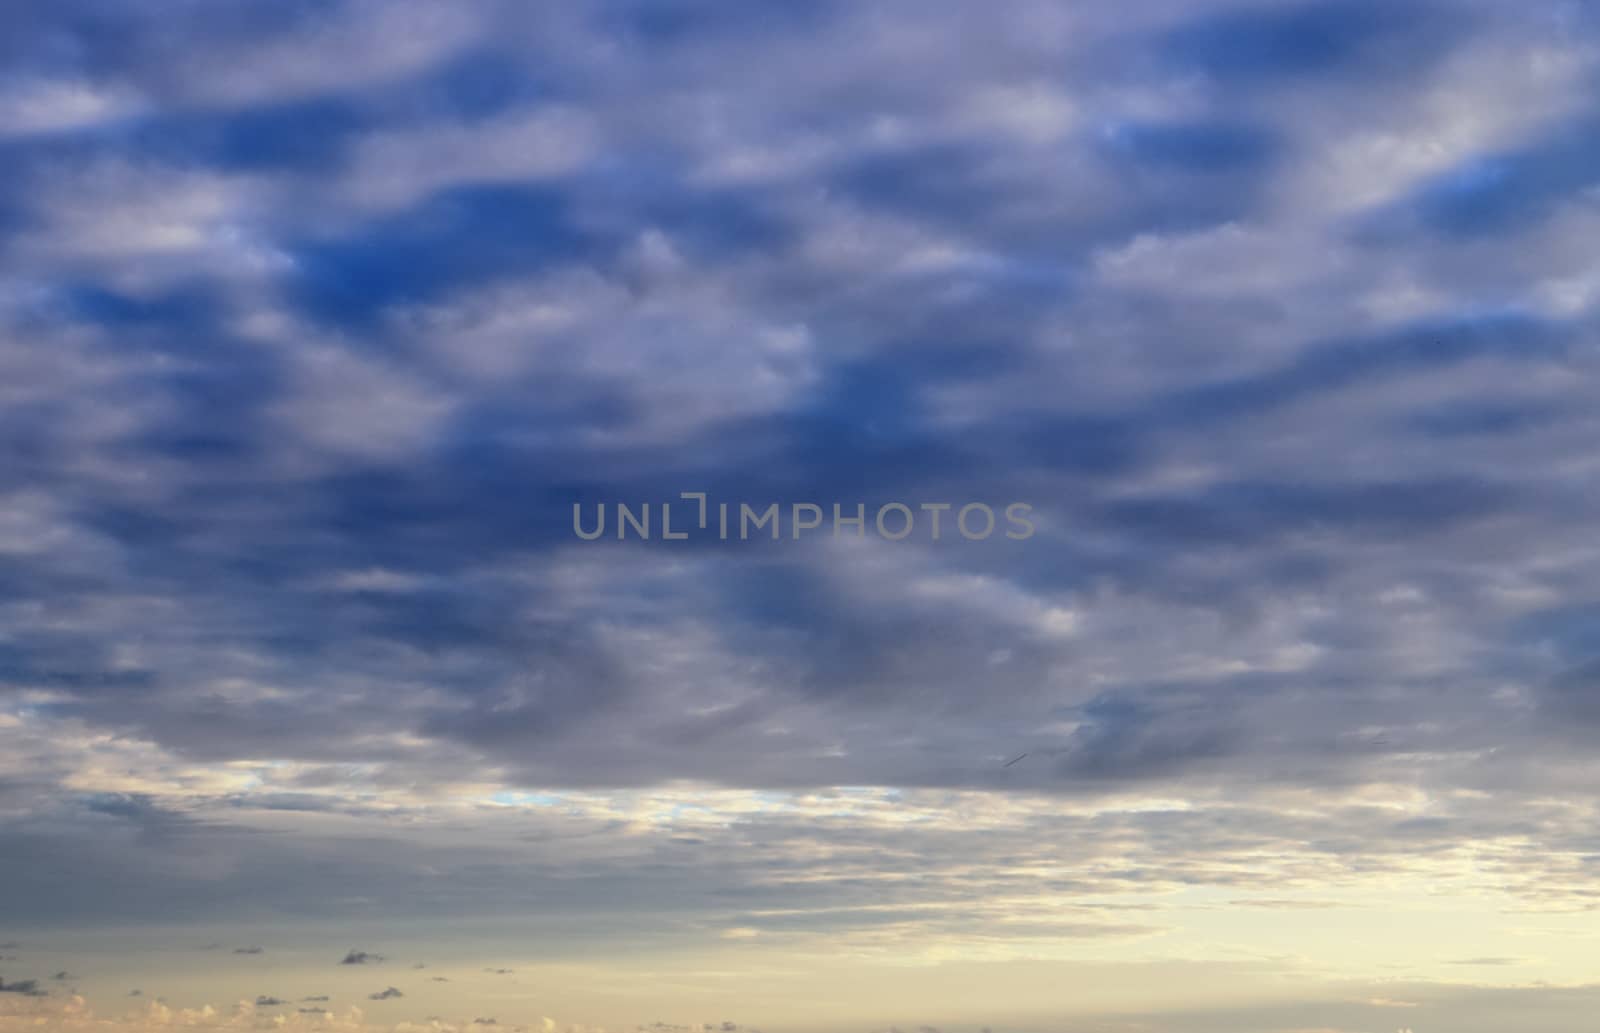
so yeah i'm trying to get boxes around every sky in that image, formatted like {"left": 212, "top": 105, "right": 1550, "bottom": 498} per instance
{"left": 2, "top": 0, "right": 1600, "bottom": 1031}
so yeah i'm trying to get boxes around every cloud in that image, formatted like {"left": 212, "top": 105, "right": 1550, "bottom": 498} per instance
{"left": 339, "top": 952, "right": 384, "bottom": 966}
{"left": 366, "top": 988, "right": 403, "bottom": 1001}
{"left": 1, "top": 0, "right": 1599, "bottom": 1028}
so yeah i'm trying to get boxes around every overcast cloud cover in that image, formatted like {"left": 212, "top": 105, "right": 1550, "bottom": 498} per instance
{"left": 3, "top": 1, "right": 1600, "bottom": 1031}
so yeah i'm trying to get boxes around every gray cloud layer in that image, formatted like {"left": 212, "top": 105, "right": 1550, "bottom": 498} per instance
{"left": 1, "top": 0, "right": 1599, "bottom": 984}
